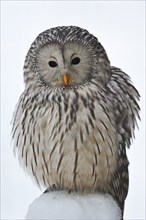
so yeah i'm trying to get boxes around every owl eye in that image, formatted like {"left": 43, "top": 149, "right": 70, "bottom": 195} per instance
{"left": 71, "top": 57, "right": 80, "bottom": 65}
{"left": 48, "top": 61, "right": 58, "bottom": 68}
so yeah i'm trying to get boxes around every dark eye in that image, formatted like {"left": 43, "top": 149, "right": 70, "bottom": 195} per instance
{"left": 48, "top": 61, "right": 58, "bottom": 68}
{"left": 71, "top": 57, "right": 80, "bottom": 65}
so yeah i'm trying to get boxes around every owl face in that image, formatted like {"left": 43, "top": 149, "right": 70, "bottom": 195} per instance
{"left": 25, "top": 26, "right": 111, "bottom": 90}
{"left": 35, "top": 41, "right": 94, "bottom": 87}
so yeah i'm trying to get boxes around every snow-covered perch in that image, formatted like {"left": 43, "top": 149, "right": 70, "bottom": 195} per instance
{"left": 25, "top": 191, "right": 122, "bottom": 219}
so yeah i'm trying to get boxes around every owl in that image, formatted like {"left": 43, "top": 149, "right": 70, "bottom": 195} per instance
{"left": 12, "top": 26, "right": 140, "bottom": 218}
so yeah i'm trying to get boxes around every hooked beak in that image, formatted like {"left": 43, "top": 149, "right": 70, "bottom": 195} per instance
{"left": 63, "top": 73, "right": 69, "bottom": 85}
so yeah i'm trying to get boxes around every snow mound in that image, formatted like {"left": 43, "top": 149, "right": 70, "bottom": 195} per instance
{"left": 25, "top": 191, "right": 122, "bottom": 219}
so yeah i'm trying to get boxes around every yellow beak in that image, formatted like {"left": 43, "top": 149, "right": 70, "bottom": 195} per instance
{"left": 63, "top": 73, "right": 69, "bottom": 85}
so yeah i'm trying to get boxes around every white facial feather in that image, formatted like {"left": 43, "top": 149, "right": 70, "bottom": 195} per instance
{"left": 36, "top": 42, "right": 93, "bottom": 87}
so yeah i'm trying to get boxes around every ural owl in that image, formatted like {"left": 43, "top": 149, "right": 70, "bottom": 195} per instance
{"left": 12, "top": 26, "right": 140, "bottom": 217}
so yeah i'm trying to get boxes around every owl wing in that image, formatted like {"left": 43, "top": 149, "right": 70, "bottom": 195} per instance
{"left": 108, "top": 66, "right": 140, "bottom": 147}
{"left": 107, "top": 142, "right": 129, "bottom": 215}
{"left": 106, "top": 67, "right": 140, "bottom": 213}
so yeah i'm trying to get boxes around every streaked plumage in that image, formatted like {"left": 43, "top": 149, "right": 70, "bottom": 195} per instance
{"left": 12, "top": 26, "right": 140, "bottom": 218}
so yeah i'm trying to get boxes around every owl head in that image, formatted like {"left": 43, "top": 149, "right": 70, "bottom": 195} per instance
{"left": 24, "top": 26, "right": 111, "bottom": 90}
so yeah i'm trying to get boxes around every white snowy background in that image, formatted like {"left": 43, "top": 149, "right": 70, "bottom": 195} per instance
{"left": 1, "top": 1, "right": 145, "bottom": 219}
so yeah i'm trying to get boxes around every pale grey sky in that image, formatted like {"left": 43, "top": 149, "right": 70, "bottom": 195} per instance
{"left": 1, "top": 1, "right": 145, "bottom": 219}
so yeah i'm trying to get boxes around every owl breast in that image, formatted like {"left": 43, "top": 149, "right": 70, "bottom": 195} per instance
{"left": 15, "top": 84, "right": 118, "bottom": 192}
